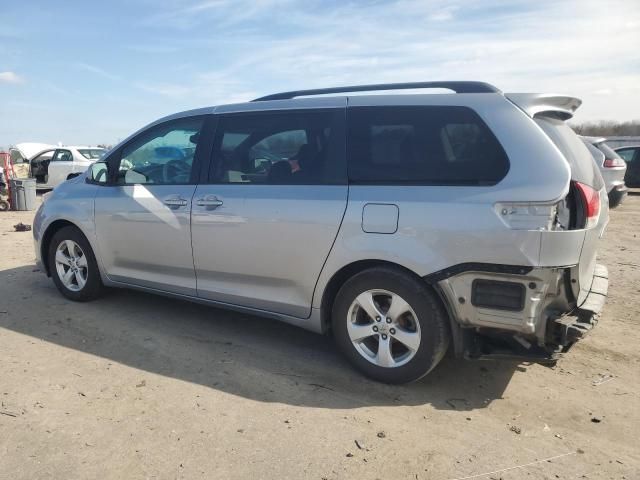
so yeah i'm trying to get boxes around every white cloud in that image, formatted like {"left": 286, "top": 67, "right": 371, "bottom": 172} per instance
{"left": 74, "top": 63, "right": 121, "bottom": 81}
{"left": 427, "top": 5, "right": 459, "bottom": 21}
{"left": 135, "top": 82, "right": 192, "bottom": 97}
{"left": 0, "top": 71, "right": 23, "bottom": 84}
{"left": 147, "top": 0, "right": 637, "bottom": 120}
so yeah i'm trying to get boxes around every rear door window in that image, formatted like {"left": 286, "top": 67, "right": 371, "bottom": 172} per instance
{"left": 208, "top": 110, "right": 346, "bottom": 185}
{"left": 346, "top": 106, "right": 509, "bottom": 185}
{"left": 51, "top": 150, "right": 73, "bottom": 162}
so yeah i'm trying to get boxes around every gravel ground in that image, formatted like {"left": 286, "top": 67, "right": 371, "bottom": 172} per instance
{"left": 0, "top": 193, "right": 638, "bottom": 480}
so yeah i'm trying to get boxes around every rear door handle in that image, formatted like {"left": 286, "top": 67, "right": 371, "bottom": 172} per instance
{"left": 163, "top": 196, "right": 189, "bottom": 208}
{"left": 195, "top": 195, "right": 224, "bottom": 208}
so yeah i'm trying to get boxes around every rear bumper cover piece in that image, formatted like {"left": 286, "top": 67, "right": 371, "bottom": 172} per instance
{"left": 553, "top": 264, "right": 608, "bottom": 348}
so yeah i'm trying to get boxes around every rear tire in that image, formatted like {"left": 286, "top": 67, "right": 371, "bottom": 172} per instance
{"left": 332, "top": 266, "right": 450, "bottom": 384}
{"left": 48, "top": 226, "right": 104, "bottom": 301}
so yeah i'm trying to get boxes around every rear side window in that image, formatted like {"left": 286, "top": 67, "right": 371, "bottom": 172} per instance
{"left": 347, "top": 106, "right": 509, "bottom": 185}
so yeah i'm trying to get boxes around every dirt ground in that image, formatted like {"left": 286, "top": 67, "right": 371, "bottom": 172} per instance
{"left": 0, "top": 193, "right": 638, "bottom": 480}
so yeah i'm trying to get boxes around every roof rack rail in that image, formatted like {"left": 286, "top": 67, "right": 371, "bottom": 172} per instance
{"left": 252, "top": 81, "right": 500, "bottom": 101}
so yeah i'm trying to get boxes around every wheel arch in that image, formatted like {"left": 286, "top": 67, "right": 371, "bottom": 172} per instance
{"left": 41, "top": 219, "right": 82, "bottom": 276}
{"left": 319, "top": 259, "right": 453, "bottom": 336}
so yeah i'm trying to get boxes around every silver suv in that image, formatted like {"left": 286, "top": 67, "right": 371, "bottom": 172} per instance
{"left": 34, "top": 82, "right": 609, "bottom": 384}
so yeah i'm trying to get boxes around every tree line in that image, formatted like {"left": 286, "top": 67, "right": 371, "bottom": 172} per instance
{"left": 571, "top": 120, "right": 640, "bottom": 137}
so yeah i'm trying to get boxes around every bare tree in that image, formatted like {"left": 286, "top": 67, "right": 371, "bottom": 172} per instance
{"left": 571, "top": 120, "right": 640, "bottom": 136}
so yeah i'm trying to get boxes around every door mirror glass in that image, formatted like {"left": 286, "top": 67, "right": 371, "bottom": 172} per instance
{"left": 87, "top": 162, "right": 109, "bottom": 185}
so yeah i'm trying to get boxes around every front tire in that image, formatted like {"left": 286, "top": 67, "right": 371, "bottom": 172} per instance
{"left": 332, "top": 267, "right": 450, "bottom": 384}
{"left": 48, "top": 226, "right": 104, "bottom": 301}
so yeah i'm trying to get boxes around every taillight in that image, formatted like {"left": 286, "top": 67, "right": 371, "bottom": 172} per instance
{"left": 574, "top": 181, "right": 600, "bottom": 228}
{"left": 603, "top": 158, "right": 625, "bottom": 168}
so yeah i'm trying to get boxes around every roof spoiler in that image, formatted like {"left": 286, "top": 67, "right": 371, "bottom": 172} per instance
{"left": 505, "top": 93, "right": 582, "bottom": 120}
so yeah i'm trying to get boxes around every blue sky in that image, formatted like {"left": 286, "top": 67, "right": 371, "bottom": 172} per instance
{"left": 1, "top": 0, "right": 639, "bottom": 146}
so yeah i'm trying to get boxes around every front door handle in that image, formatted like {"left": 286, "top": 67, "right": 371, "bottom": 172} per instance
{"left": 163, "top": 196, "right": 189, "bottom": 208}
{"left": 195, "top": 195, "right": 224, "bottom": 209}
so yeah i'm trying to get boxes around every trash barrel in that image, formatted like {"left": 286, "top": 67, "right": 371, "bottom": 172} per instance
{"left": 10, "top": 178, "right": 37, "bottom": 211}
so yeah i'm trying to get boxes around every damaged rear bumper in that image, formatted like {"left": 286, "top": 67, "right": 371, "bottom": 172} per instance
{"left": 552, "top": 264, "right": 608, "bottom": 349}
{"left": 434, "top": 263, "right": 608, "bottom": 363}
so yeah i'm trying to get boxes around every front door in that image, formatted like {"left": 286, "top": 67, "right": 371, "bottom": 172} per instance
{"left": 94, "top": 116, "right": 208, "bottom": 295}
{"left": 191, "top": 108, "right": 348, "bottom": 318}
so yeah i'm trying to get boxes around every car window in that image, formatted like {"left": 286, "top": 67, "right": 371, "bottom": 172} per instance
{"left": 78, "top": 149, "right": 105, "bottom": 159}
{"left": 32, "top": 151, "right": 54, "bottom": 162}
{"left": 347, "top": 106, "right": 509, "bottom": 185}
{"left": 616, "top": 148, "right": 636, "bottom": 162}
{"left": 116, "top": 117, "right": 204, "bottom": 185}
{"left": 51, "top": 150, "right": 73, "bottom": 162}
{"left": 209, "top": 110, "right": 345, "bottom": 185}
{"left": 9, "top": 149, "right": 26, "bottom": 164}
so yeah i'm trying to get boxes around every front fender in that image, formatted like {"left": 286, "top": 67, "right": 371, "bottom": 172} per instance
{"left": 34, "top": 180, "right": 104, "bottom": 278}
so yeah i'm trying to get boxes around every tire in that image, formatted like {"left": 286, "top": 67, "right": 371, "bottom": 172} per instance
{"left": 48, "top": 226, "right": 104, "bottom": 301}
{"left": 332, "top": 266, "right": 450, "bottom": 384}
{"left": 0, "top": 200, "right": 9, "bottom": 212}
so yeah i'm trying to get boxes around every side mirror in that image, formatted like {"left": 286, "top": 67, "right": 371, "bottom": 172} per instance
{"left": 86, "top": 162, "right": 109, "bottom": 185}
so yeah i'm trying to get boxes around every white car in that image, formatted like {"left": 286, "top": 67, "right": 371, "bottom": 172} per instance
{"left": 24, "top": 145, "right": 105, "bottom": 189}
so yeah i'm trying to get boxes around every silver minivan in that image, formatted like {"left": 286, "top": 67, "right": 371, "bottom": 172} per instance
{"left": 580, "top": 136, "right": 627, "bottom": 207}
{"left": 34, "top": 82, "right": 609, "bottom": 383}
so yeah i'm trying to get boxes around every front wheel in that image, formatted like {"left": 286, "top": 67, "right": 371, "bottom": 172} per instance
{"left": 332, "top": 267, "right": 450, "bottom": 384}
{"left": 48, "top": 226, "right": 104, "bottom": 301}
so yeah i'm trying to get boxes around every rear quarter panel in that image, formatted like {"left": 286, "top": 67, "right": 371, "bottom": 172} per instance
{"left": 313, "top": 95, "right": 575, "bottom": 309}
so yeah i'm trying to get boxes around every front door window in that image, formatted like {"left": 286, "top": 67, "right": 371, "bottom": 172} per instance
{"left": 116, "top": 118, "right": 204, "bottom": 185}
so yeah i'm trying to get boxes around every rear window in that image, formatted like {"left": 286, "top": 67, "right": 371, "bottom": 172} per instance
{"left": 78, "top": 149, "right": 105, "bottom": 159}
{"left": 535, "top": 118, "right": 604, "bottom": 190}
{"left": 595, "top": 142, "right": 622, "bottom": 160}
{"left": 347, "top": 106, "right": 509, "bottom": 185}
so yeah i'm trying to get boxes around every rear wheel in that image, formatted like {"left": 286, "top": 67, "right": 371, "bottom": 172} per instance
{"left": 332, "top": 267, "right": 450, "bottom": 384}
{"left": 48, "top": 226, "right": 104, "bottom": 301}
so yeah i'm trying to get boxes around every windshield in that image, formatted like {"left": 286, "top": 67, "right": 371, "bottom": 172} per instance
{"left": 78, "top": 149, "right": 105, "bottom": 159}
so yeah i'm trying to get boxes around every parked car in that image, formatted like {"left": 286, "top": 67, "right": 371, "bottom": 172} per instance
{"left": 33, "top": 82, "right": 609, "bottom": 383}
{"left": 8, "top": 143, "right": 105, "bottom": 189}
{"left": 614, "top": 145, "right": 640, "bottom": 187}
{"left": 29, "top": 146, "right": 105, "bottom": 189}
{"left": 8, "top": 142, "right": 55, "bottom": 178}
{"left": 580, "top": 136, "right": 628, "bottom": 207}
